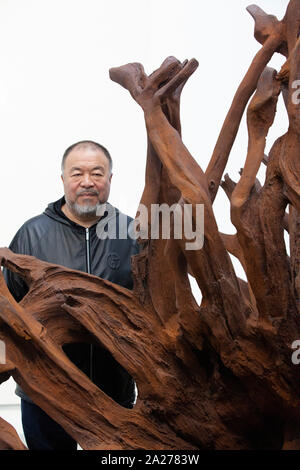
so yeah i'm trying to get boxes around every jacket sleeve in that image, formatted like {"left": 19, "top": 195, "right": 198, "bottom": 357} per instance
{"left": 3, "top": 228, "right": 29, "bottom": 302}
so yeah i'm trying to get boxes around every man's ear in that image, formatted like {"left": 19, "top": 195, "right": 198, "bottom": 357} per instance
{"left": 109, "top": 172, "right": 113, "bottom": 183}
{"left": 61, "top": 174, "right": 64, "bottom": 183}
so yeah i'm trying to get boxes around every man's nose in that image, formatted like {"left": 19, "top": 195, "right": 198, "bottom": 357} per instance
{"left": 80, "top": 174, "right": 94, "bottom": 187}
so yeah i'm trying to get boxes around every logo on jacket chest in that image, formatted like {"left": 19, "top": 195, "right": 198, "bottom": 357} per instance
{"left": 107, "top": 252, "right": 121, "bottom": 270}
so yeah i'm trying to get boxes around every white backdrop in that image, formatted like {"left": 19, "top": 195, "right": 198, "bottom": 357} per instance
{"left": 0, "top": 0, "right": 290, "bottom": 429}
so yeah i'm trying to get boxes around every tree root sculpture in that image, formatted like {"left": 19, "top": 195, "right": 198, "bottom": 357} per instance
{"left": 1, "top": 1, "right": 300, "bottom": 450}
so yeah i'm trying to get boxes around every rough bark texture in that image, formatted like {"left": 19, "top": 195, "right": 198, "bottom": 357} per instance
{"left": 1, "top": 1, "right": 300, "bottom": 450}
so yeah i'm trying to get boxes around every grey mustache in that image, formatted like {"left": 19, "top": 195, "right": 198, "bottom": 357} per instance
{"left": 77, "top": 190, "right": 99, "bottom": 196}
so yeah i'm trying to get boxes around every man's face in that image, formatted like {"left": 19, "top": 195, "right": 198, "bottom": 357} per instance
{"left": 61, "top": 146, "right": 112, "bottom": 219}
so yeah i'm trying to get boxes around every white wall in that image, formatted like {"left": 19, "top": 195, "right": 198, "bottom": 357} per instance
{"left": 0, "top": 0, "right": 290, "bottom": 442}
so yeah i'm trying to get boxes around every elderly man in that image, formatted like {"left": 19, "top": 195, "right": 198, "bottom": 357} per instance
{"left": 4, "top": 140, "right": 139, "bottom": 450}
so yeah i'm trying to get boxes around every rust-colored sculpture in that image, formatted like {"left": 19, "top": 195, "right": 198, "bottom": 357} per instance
{"left": 1, "top": 1, "right": 300, "bottom": 450}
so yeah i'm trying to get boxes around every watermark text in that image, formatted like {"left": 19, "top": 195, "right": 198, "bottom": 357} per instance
{"left": 0, "top": 340, "right": 5, "bottom": 365}
{"left": 292, "top": 340, "right": 300, "bottom": 365}
{"left": 96, "top": 203, "right": 204, "bottom": 251}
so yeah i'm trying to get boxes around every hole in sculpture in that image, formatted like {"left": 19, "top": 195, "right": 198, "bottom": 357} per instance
{"left": 188, "top": 274, "right": 202, "bottom": 306}
{"left": 62, "top": 342, "right": 136, "bottom": 409}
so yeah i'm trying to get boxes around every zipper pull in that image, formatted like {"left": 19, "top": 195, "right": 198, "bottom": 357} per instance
{"left": 85, "top": 228, "right": 91, "bottom": 274}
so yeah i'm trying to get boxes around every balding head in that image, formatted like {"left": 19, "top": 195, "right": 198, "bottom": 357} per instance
{"left": 61, "top": 140, "right": 113, "bottom": 175}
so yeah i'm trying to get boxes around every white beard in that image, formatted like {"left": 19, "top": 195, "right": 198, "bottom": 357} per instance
{"left": 65, "top": 197, "right": 100, "bottom": 220}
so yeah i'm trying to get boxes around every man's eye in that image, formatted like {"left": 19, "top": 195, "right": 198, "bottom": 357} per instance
{"left": 72, "top": 173, "right": 81, "bottom": 177}
{"left": 92, "top": 173, "right": 102, "bottom": 177}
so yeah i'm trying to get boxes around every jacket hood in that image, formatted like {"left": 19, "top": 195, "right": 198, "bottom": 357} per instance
{"left": 44, "top": 196, "right": 74, "bottom": 226}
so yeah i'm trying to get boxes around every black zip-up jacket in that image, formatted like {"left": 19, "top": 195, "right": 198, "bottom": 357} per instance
{"left": 3, "top": 196, "right": 139, "bottom": 408}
